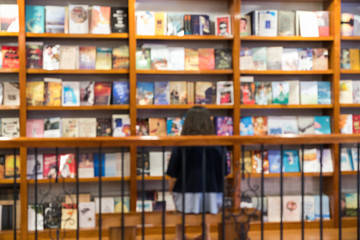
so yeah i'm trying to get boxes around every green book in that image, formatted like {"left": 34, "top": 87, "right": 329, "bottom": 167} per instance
{"left": 136, "top": 48, "right": 151, "bottom": 70}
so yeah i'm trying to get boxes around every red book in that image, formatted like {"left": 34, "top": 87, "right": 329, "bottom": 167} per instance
{"left": 353, "top": 115, "right": 360, "bottom": 134}
{"left": 43, "top": 154, "right": 57, "bottom": 179}
{"left": 240, "top": 83, "right": 255, "bottom": 105}
{"left": 58, "top": 153, "right": 76, "bottom": 178}
{"left": 198, "top": 48, "right": 215, "bottom": 70}
{"left": 94, "top": 82, "right": 112, "bottom": 105}
{"left": 2, "top": 45, "right": 19, "bottom": 69}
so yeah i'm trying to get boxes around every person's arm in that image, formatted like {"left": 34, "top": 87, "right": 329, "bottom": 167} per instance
{"left": 168, "top": 177, "right": 177, "bottom": 194}
{"left": 166, "top": 147, "right": 181, "bottom": 193}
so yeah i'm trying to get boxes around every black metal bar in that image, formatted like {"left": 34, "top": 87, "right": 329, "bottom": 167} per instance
{"left": 13, "top": 149, "right": 16, "bottom": 240}
{"left": 319, "top": 145, "right": 323, "bottom": 240}
{"left": 241, "top": 145, "right": 245, "bottom": 180}
{"left": 98, "top": 147, "right": 102, "bottom": 240}
{"left": 76, "top": 148, "right": 80, "bottom": 240}
{"left": 301, "top": 145, "right": 305, "bottom": 240}
{"left": 141, "top": 147, "right": 145, "bottom": 240}
{"left": 339, "top": 143, "right": 342, "bottom": 240}
{"left": 280, "top": 144, "right": 284, "bottom": 240}
{"left": 202, "top": 147, "right": 206, "bottom": 240}
{"left": 35, "top": 148, "right": 38, "bottom": 240}
{"left": 162, "top": 146, "right": 166, "bottom": 240}
{"left": 221, "top": 148, "right": 226, "bottom": 240}
{"left": 121, "top": 147, "right": 125, "bottom": 240}
{"left": 358, "top": 143, "right": 360, "bottom": 240}
{"left": 260, "top": 144, "right": 264, "bottom": 240}
{"left": 182, "top": 148, "right": 186, "bottom": 240}
{"left": 55, "top": 147, "right": 59, "bottom": 183}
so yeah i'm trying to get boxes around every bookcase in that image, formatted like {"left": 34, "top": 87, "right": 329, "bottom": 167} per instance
{"left": 0, "top": 0, "right": 359, "bottom": 238}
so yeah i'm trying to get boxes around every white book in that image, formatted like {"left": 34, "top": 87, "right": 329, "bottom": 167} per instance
{"left": 267, "top": 196, "right": 281, "bottom": 222}
{"left": 1, "top": 118, "right": 19, "bottom": 137}
{"left": 95, "top": 197, "right": 114, "bottom": 213}
{"left": 117, "top": 152, "right": 131, "bottom": 177}
{"left": 150, "top": 47, "right": 169, "bottom": 70}
{"left": 300, "top": 81, "right": 318, "bottom": 104}
{"left": 43, "top": 45, "right": 60, "bottom": 70}
{"left": 105, "top": 153, "right": 117, "bottom": 177}
{"left": 27, "top": 154, "right": 43, "bottom": 179}
{"left": 0, "top": 5, "right": 19, "bottom": 32}
{"left": 216, "top": 81, "right": 234, "bottom": 105}
{"left": 149, "top": 151, "right": 170, "bottom": 177}
{"left": 355, "top": 15, "right": 360, "bottom": 36}
{"left": 3, "top": 82, "right": 19, "bottom": 106}
{"left": 319, "top": 148, "right": 333, "bottom": 173}
{"left": 61, "top": 118, "right": 79, "bottom": 137}
{"left": 240, "top": 48, "right": 254, "bottom": 70}
{"left": 136, "top": 200, "right": 153, "bottom": 212}
{"left": 80, "top": 81, "right": 94, "bottom": 106}
{"left": 351, "top": 148, "right": 359, "bottom": 171}
{"left": 157, "top": 191, "right": 176, "bottom": 211}
{"left": 288, "top": 80, "right": 300, "bottom": 105}
{"left": 267, "top": 116, "right": 283, "bottom": 135}
{"left": 340, "top": 114, "right": 353, "bottom": 134}
{"left": 267, "top": 46, "right": 283, "bottom": 70}
{"left": 241, "top": 76, "right": 254, "bottom": 82}
{"left": 112, "top": 114, "right": 130, "bottom": 137}
{"left": 340, "top": 80, "right": 353, "bottom": 104}
{"left": 302, "top": 148, "right": 319, "bottom": 173}
{"left": 136, "top": 11, "right": 155, "bottom": 35}
{"left": 168, "top": 47, "right": 185, "bottom": 70}
{"left": 258, "top": 10, "right": 278, "bottom": 37}
{"left": 44, "top": 117, "right": 61, "bottom": 138}
{"left": 299, "top": 11, "right": 319, "bottom": 37}
{"left": 69, "top": 5, "right": 89, "bottom": 34}
{"left": 282, "top": 116, "right": 298, "bottom": 134}
{"left": 297, "top": 116, "right": 315, "bottom": 134}
{"left": 298, "top": 48, "right": 313, "bottom": 70}
{"left": 78, "top": 118, "right": 96, "bottom": 137}
{"left": 341, "top": 148, "right": 353, "bottom": 171}
{"left": 79, "top": 202, "right": 96, "bottom": 228}
{"left": 28, "top": 205, "right": 44, "bottom": 231}
{"left": 0, "top": 83, "right": 3, "bottom": 104}
{"left": 62, "top": 81, "right": 80, "bottom": 106}
{"left": 59, "top": 45, "right": 78, "bottom": 70}
{"left": 303, "top": 196, "right": 316, "bottom": 220}
{"left": 283, "top": 196, "right": 301, "bottom": 222}
{"left": 352, "top": 81, "right": 360, "bottom": 103}
{"left": 282, "top": 48, "right": 299, "bottom": 71}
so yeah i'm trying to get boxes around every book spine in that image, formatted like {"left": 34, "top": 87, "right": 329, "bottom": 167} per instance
{"left": 191, "top": 15, "right": 200, "bottom": 35}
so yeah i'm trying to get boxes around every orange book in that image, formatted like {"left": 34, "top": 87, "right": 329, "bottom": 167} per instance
{"left": 350, "top": 49, "right": 360, "bottom": 70}
{"left": 253, "top": 116, "right": 268, "bottom": 136}
{"left": 198, "top": 48, "right": 215, "bottom": 70}
{"left": 149, "top": 118, "right": 166, "bottom": 136}
{"left": 44, "top": 78, "right": 62, "bottom": 106}
{"left": 185, "top": 48, "right": 199, "bottom": 70}
{"left": 91, "top": 6, "right": 111, "bottom": 34}
{"left": 155, "top": 12, "right": 166, "bottom": 35}
{"left": 252, "top": 150, "right": 269, "bottom": 174}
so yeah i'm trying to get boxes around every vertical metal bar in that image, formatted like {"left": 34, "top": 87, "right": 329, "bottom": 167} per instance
{"left": 13, "top": 149, "right": 17, "bottom": 240}
{"left": 260, "top": 144, "right": 264, "bottom": 240}
{"left": 358, "top": 143, "right": 360, "bottom": 240}
{"left": 339, "top": 143, "right": 342, "bottom": 240}
{"left": 280, "top": 145, "right": 284, "bottom": 240}
{"left": 202, "top": 147, "right": 206, "bottom": 240}
{"left": 76, "top": 148, "right": 80, "bottom": 240}
{"left": 221, "top": 149, "right": 226, "bottom": 240}
{"left": 162, "top": 146, "right": 166, "bottom": 240}
{"left": 301, "top": 145, "right": 305, "bottom": 240}
{"left": 241, "top": 145, "right": 245, "bottom": 180}
{"left": 35, "top": 148, "right": 38, "bottom": 240}
{"left": 55, "top": 147, "right": 59, "bottom": 183}
{"left": 98, "top": 147, "right": 102, "bottom": 240}
{"left": 141, "top": 147, "right": 145, "bottom": 240}
{"left": 182, "top": 148, "right": 186, "bottom": 240}
{"left": 319, "top": 145, "right": 323, "bottom": 240}
{"left": 121, "top": 147, "right": 125, "bottom": 240}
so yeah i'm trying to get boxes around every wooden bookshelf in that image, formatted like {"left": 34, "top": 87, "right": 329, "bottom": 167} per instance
{"left": 249, "top": 219, "right": 334, "bottom": 231}
{"left": 136, "top": 35, "right": 233, "bottom": 40}
{"left": 341, "top": 36, "right": 360, "bottom": 41}
{"left": 26, "top": 33, "right": 129, "bottom": 39}
{"left": 27, "top": 176, "right": 131, "bottom": 184}
{"left": 0, "top": 105, "right": 20, "bottom": 110}
{"left": 241, "top": 36, "right": 334, "bottom": 41}
{"left": 340, "top": 171, "right": 360, "bottom": 176}
{"left": 136, "top": 69, "right": 233, "bottom": 74}
{"left": 240, "top": 70, "right": 334, "bottom": 75}
{"left": 240, "top": 104, "right": 333, "bottom": 109}
{"left": 248, "top": 172, "right": 333, "bottom": 178}
{"left": 27, "top": 105, "right": 130, "bottom": 111}
{"left": 340, "top": 104, "right": 360, "bottom": 108}
{"left": 0, "top": 179, "right": 21, "bottom": 184}
{"left": 136, "top": 176, "right": 170, "bottom": 181}
{"left": 0, "top": 32, "right": 18, "bottom": 37}
{"left": 0, "top": 68, "right": 19, "bottom": 73}
{"left": 340, "top": 70, "right": 360, "bottom": 74}
{"left": 137, "top": 104, "right": 234, "bottom": 109}
{"left": 26, "top": 69, "right": 129, "bottom": 74}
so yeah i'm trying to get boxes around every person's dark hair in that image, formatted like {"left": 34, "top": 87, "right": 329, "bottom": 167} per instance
{"left": 181, "top": 106, "right": 215, "bottom": 135}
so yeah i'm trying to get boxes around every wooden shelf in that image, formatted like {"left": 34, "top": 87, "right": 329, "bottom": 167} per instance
{"left": 136, "top": 35, "right": 233, "bottom": 40}
{"left": 341, "top": 36, "right": 360, "bottom": 41}
{"left": 26, "top": 33, "right": 128, "bottom": 39}
{"left": 0, "top": 68, "right": 19, "bottom": 73}
{"left": 26, "top": 69, "right": 129, "bottom": 74}
{"left": 136, "top": 69, "right": 233, "bottom": 75}
{"left": 0, "top": 32, "right": 18, "bottom": 37}
{"left": 240, "top": 104, "right": 333, "bottom": 109}
{"left": 136, "top": 176, "right": 170, "bottom": 181}
{"left": 137, "top": 104, "right": 233, "bottom": 109}
{"left": 340, "top": 104, "right": 360, "bottom": 108}
{"left": 27, "top": 176, "right": 130, "bottom": 184}
{"left": 341, "top": 171, "right": 360, "bottom": 175}
{"left": 247, "top": 172, "right": 333, "bottom": 178}
{"left": 342, "top": 217, "right": 360, "bottom": 228}
{"left": 27, "top": 105, "right": 130, "bottom": 111}
{"left": 0, "top": 105, "right": 19, "bottom": 110}
{"left": 0, "top": 179, "right": 20, "bottom": 184}
{"left": 240, "top": 70, "right": 333, "bottom": 75}
{"left": 241, "top": 36, "right": 334, "bottom": 41}
{"left": 250, "top": 219, "right": 333, "bottom": 231}
{"left": 341, "top": 70, "right": 360, "bottom": 74}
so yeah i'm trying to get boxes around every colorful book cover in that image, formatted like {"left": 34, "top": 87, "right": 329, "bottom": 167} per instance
{"left": 154, "top": 81, "right": 170, "bottom": 105}
{"left": 1, "top": 118, "right": 20, "bottom": 137}
{"left": 44, "top": 117, "right": 61, "bottom": 138}
{"left": 215, "top": 49, "right": 232, "bottom": 69}
{"left": 112, "top": 114, "right": 131, "bottom": 137}
{"left": 340, "top": 114, "right": 353, "bottom": 134}
{"left": 167, "top": 117, "right": 184, "bottom": 136}
{"left": 167, "top": 13, "right": 184, "bottom": 36}
{"left": 255, "top": 82, "right": 272, "bottom": 105}
{"left": 80, "top": 81, "right": 94, "bottom": 106}
{"left": 111, "top": 7, "right": 128, "bottom": 33}
{"left": 0, "top": 155, "right": 4, "bottom": 178}
{"left": 300, "top": 81, "right": 318, "bottom": 104}
{"left": 341, "top": 148, "right": 353, "bottom": 171}
{"left": 95, "top": 47, "right": 112, "bottom": 70}
{"left": 43, "top": 154, "right": 57, "bottom": 179}
{"left": 345, "top": 193, "right": 357, "bottom": 217}
{"left": 79, "top": 46, "right": 96, "bottom": 69}
{"left": 283, "top": 196, "right": 301, "bottom": 222}
{"left": 350, "top": 49, "right": 360, "bottom": 70}
{"left": 302, "top": 148, "right": 319, "bottom": 172}
{"left": 317, "top": 81, "right": 331, "bottom": 104}
{"left": 259, "top": 10, "right": 278, "bottom": 37}
{"left": 240, "top": 15, "right": 251, "bottom": 36}
{"left": 267, "top": 116, "right": 283, "bottom": 135}
{"left": 114, "top": 197, "right": 130, "bottom": 213}
{"left": 94, "top": 82, "right": 111, "bottom": 105}
{"left": 61, "top": 118, "right": 78, "bottom": 138}
{"left": 78, "top": 153, "right": 94, "bottom": 178}
{"left": 155, "top": 12, "right": 166, "bottom": 35}
{"left": 58, "top": 154, "right": 76, "bottom": 178}
{"left": 25, "top": 5, "right": 45, "bottom": 33}
{"left": 44, "top": 78, "right": 62, "bottom": 106}
{"left": 216, "top": 81, "right": 233, "bottom": 105}
{"left": 252, "top": 150, "right": 269, "bottom": 174}
{"left": 136, "top": 11, "right": 155, "bottom": 35}
{"left": 91, "top": 6, "right": 111, "bottom": 34}
{"left": 240, "top": 48, "right": 254, "bottom": 70}
{"left": 169, "top": 81, "right": 187, "bottom": 104}
{"left": 198, "top": 48, "right": 215, "bottom": 70}
{"left": 316, "top": 11, "right": 329, "bottom": 37}
{"left": 341, "top": 49, "right": 351, "bottom": 69}
{"left": 253, "top": 116, "right": 268, "bottom": 136}
{"left": 136, "top": 151, "right": 150, "bottom": 176}
{"left": 283, "top": 150, "right": 300, "bottom": 172}
{"left": 26, "top": 119, "right": 44, "bottom": 138}
{"left": 185, "top": 48, "right": 199, "bottom": 70}
{"left": 69, "top": 5, "right": 89, "bottom": 34}
{"left": 314, "top": 116, "right": 331, "bottom": 134}
{"left": 353, "top": 115, "right": 360, "bottom": 134}
{"left": 150, "top": 47, "right": 168, "bottom": 70}
{"left": 282, "top": 48, "right": 298, "bottom": 70}
{"left": 136, "top": 81, "right": 154, "bottom": 105}
{"left": 61, "top": 204, "right": 77, "bottom": 229}
{"left": 268, "top": 150, "right": 281, "bottom": 173}
{"left": 43, "top": 44, "right": 60, "bottom": 70}
{"left": 78, "top": 118, "right": 96, "bottom": 137}
{"left": 136, "top": 119, "right": 149, "bottom": 136}
{"left": 272, "top": 81, "right": 289, "bottom": 104}
{"left": 112, "top": 81, "right": 129, "bottom": 104}
{"left": 4, "top": 154, "right": 20, "bottom": 178}
{"left": 96, "top": 118, "right": 112, "bottom": 137}
{"left": 0, "top": 4, "right": 19, "bottom": 32}
{"left": 240, "top": 117, "right": 254, "bottom": 136}
{"left": 195, "top": 81, "right": 216, "bottom": 104}
{"left": 26, "top": 42, "right": 43, "bottom": 69}
{"left": 241, "top": 83, "right": 255, "bottom": 105}
{"left": 215, "top": 15, "right": 231, "bottom": 36}
{"left": 2, "top": 46, "right": 19, "bottom": 69}
{"left": 136, "top": 48, "right": 151, "bottom": 70}
{"left": 216, "top": 116, "right": 233, "bottom": 136}
{"left": 341, "top": 13, "right": 354, "bottom": 36}
{"left": 340, "top": 80, "right": 353, "bottom": 104}
{"left": 313, "top": 48, "right": 329, "bottom": 70}
{"left": 45, "top": 6, "right": 65, "bottom": 33}
{"left": 149, "top": 118, "right": 167, "bottom": 136}
{"left": 62, "top": 81, "right": 80, "bottom": 106}
{"left": 298, "top": 48, "right": 313, "bottom": 70}
{"left": 112, "top": 46, "right": 129, "bottom": 69}
{"left": 26, "top": 81, "right": 44, "bottom": 106}
{"left": 252, "top": 47, "right": 267, "bottom": 70}
{"left": 3, "top": 82, "right": 19, "bottom": 106}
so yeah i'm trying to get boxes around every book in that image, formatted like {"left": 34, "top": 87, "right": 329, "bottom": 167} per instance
{"left": 355, "top": 15, "right": 360, "bottom": 36}
{"left": 350, "top": 49, "right": 360, "bottom": 70}
{"left": 79, "top": 46, "right": 96, "bottom": 69}
{"left": 43, "top": 44, "right": 60, "bottom": 70}
{"left": 136, "top": 81, "right": 154, "bottom": 105}
{"left": 149, "top": 151, "right": 167, "bottom": 176}
{"left": 169, "top": 81, "right": 187, "bottom": 104}
{"left": 215, "top": 15, "right": 231, "bottom": 36}
{"left": 1, "top": 118, "right": 19, "bottom": 137}
{"left": 80, "top": 81, "right": 94, "bottom": 106}
{"left": 61, "top": 204, "right": 77, "bottom": 229}
{"left": 78, "top": 118, "right": 96, "bottom": 137}
{"left": 314, "top": 195, "right": 330, "bottom": 219}
{"left": 137, "top": 151, "right": 150, "bottom": 175}
{"left": 0, "top": 83, "right": 2, "bottom": 105}
{"left": 313, "top": 48, "right": 328, "bottom": 70}
{"left": 340, "top": 114, "right": 353, "bottom": 134}
{"left": 26, "top": 81, "right": 44, "bottom": 106}
{"left": 28, "top": 205, "right": 44, "bottom": 231}
{"left": 216, "top": 117, "right": 233, "bottom": 136}
{"left": 341, "top": 148, "right": 353, "bottom": 171}
{"left": 198, "top": 48, "right": 215, "bottom": 70}
{"left": 168, "top": 47, "right": 185, "bottom": 70}
{"left": 252, "top": 47, "right": 267, "bottom": 70}
{"left": 267, "top": 116, "right": 283, "bottom": 135}
{"left": 44, "top": 78, "right": 62, "bottom": 106}
{"left": 151, "top": 47, "right": 168, "bottom": 70}
{"left": 94, "top": 82, "right": 111, "bottom": 105}
{"left": 0, "top": 5, "right": 19, "bottom": 32}
{"left": 112, "top": 114, "right": 130, "bottom": 137}
{"left": 45, "top": 6, "right": 65, "bottom": 33}
{"left": 43, "top": 154, "right": 57, "bottom": 179}
{"left": 298, "top": 116, "right": 315, "bottom": 134}
{"left": 272, "top": 81, "right": 289, "bottom": 104}
{"left": 3, "top": 82, "right": 19, "bottom": 106}
{"left": 59, "top": 45, "right": 78, "bottom": 69}
{"left": 185, "top": 48, "right": 199, "bottom": 70}
{"left": 44, "top": 117, "right": 61, "bottom": 138}
{"left": 302, "top": 148, "right": 319, "bottom": 172}
{"left": 91, "top": 6, "right": 111, "bottom": 34}
{"left": 267, "top": 196, "right": 281, "bottom": 222}
{"left": 314, "top": 116, "right": 331, "bottom": 134}
{"left": 258, "top": 10, "right": 278, "bottom": 37}
{"left": 351, "top": 148, "right": 359, "bottom": 171}
{"left": 267, "top": 47, "right": 282, "bottom": 70}
{"left": 44, "top": 203, "right": 62, "bottom": 228}
{"left": 136, "top": 200, "right": 153, "bottom": 212}
{"left": 283, "top": 150, "right": 300, "bottom": 172}
{"left": 300, "top": 81, "right": 318, "bottom": 104}
{"left": 318, "top": 81, "right": 331, "bottom": 104}
{"left": 96, "top": 118, "right": 112, "bottom": 136}
{"left": 195, "top": 81, "right": 216, "bottom": 104}
{"left": 340, "top": 80, "right": 353, "bottom": 104}
{"left": 316, "top": 11, "right": 330, "bottom": 37}
{"left": 240, "top": 15, "right": 251, "bottom": 36}
{"left": 136, "top": 119, "right": 149, "bottom": 136}
{"left": 167, "top": 117, "right": 184, "bottom": 136}
{"left": 26, "top": 119, "right": 44, "bottom": 138}
{"left": 288, "top": 81, "right": 299, "bottom": 105}
{"left": 95, "top": 47, "right": 112, "bottom": 70}
{"left": 282, "top": 116, "right": 298, "bottom": 134}
{"left": 61, "top": 118, "right": 78, "bottom": 137}
{"left": 136, "top": 48, "right": 151, "bottom": 70}
{"left": 240, "top": 48, "right": 254, "bottom": 70}
{"left": 112, "top": 46, "right": 129, "bottom": 69}
{"left": 136, "top": 11, "right": 155, "bottom": 35}
{"left": 78, "top": 153, "right": 94, "bottom": 178}
{"left": 298, "top": 48, "right": 313, "bottom": 70}
{"left": 62, "top": 81, "right": 80, "bottom": 106}
{"left": 253, "top": 116, "right": 268, "bottom": 136}
{"left": 114, "top": 197, "right": 130, "bottom": 213}
{"left": 167, "top": 14, "right": 184, "bottom": 36}
{"left": 154, "top": 81, "right": 170, "bottom": 105}
{"left": 252, "top": 150, "right": 269, "bottom": 173}
{"left": 104, "top": 153, "right": 118, "bottom": 177}
{"left": 217, "top": 81, "right": 233, "bottom": 105}
{"left": 353, "top": 115, "right": 360, "bottom": 134}
{"left": 25, "top": 5, "right": 45, "bottom": 33}
{"left": 2, "top": 46, "right": 19, "bottom": 69}
{"left": 341, "top": 49, "right": 351, "bottom": 69}
{"left": 255, "top": 82, "right": 272, "bottom": 105}
{"left": 26, "top": 42, "right": 43, "bottom": 69}
{"left": 69, "top": 5, "right": 89, "bottom": 34}
{"left": 299, "top": 11, "right": 319, "bottom": 37}
{"left": 112, "top": 81, "right": 129, "bottom": 104}
{"left": 241, "top": 82, "right": 255, "bottom": 105}
{"left": 149, "top": 118, "right": 166, "bottom": 136}
{"left": 155, "top": 12, "right": 167, "bottom": 35}
{"left": 111, "top": 7, "right": 128, "bottom": 33}
{"left": 268, "top": 150, "right": 281, "bottom": 173}
{"left": 58, "top": 153, "right": 76, "bottom": 178}
{"left": 0, "top": 155, "right": 4, "bottom": 179}
{"left": 282, "top": 48, "right": 298, "bottom": 70}
{"left": 79, "top": 202, "right": 95, "bottom": 228}
{"left": 4, "top": 154, "right": 20, "bottom": 178}
{"left": 215, "top": 49, "right": 232, "bottom": 69}
{"left": 345, "top": 193, "right": 357, "bottom": 217}
{"left": 341, "top": 13, "right": 354, "bottom": 36}
{"left": 283, "top": 196, "right": 301, "bottom": 222}
{"left": 240, "top": 117, "right": 254, "bottom": 136}
{"left": 278, "top": 11, "right": 295, "bottom": 36}
{"left": 303, "top": 196, "right": 316, "bottom": 220}
{"left": 319, "top": 149, "right": 333, "bottom": 172}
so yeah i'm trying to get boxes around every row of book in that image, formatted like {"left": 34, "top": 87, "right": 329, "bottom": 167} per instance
{"left": 26, "top": 5, "right": 128, "bottom": 34}
{"left": 339, "top": 80, "right": 360, "bottom": 104}
{"left": 241, "top": 195, "right": 330, "bottom": 222}
{"left": 240, "top": 116, "right": 331, "bottom": 136}
{"left": 0, "top": 118, "right": 19, "bottom": 137}
{"left": 137, "top": 81, "right": 233, "bottom": 105}
{"left": 341, "top": 49, "right": 360, "bottom": 70}
{"left": 0, "top": 82, "right": 19, "bottom": 106}
{"left": 136, "top": 46, "right": 232, "bottom": 70}
{"left": 340, "top": 114, "right": 360, "bottom": 134}
{"left": 27, "top": 43, "right": 129, "bottom": 70}
{"left": 241, "top": 10, "right": 329, "bottom": 37}
{"left": 341, "top": 147, "right": 360, "bottom": 172}
{"left": 242, "top": 148, "right": 333, "bottom": 174}
{"left": 240, "top": 47, "right": 329, "bottom": 71}
{"left": 240, "top": 80, "right": 331, "bottom": 105}
{"left": 341, "top": 13, "right": 360, "bottom": 36}
{"left": 136, "top": 11, "right": 231, "bottom": 36}
{"left": 27, "top": 80, "right": 129, "bottom": 106}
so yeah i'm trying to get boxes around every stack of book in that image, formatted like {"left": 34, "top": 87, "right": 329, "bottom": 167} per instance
{"left": 240, "top": 115, "right": 331, "bottom": 136}
{"left": 240, "top": 47, "right": 329, "bottom": 71}
{"left": 340, "top": 114, "right": 360, "bottom": 134}
{"left": 340, "top": 80, "right": 360, "bottom": 104}
{"left": 0, "top": 118, "right": 20, "bottom": 137}
{"left": 136, "top": 46, "right": 232, "bottom": 70}
{"left": 26, "top": 43, "right": 129, "bottom": 70}
{"left": 341, "top": 49, "right": 360, "bottom": 70}
{"left": 241, "top": 10, "right": 329, "bottom": 37}
{"left": 0, "top": 82, "right": 20, "bottom": 106}
{"left": 341, "top": 13, "right": 360, "bottom": 36}
{"left": 340, "top": 147, "right": 360, "bottom": 171}
{"left": 26, "top": 5, "right": 128, "bottom": 34}
{"left": 136, "top": 12, "right": 231, "bottom": 36}
{"left": 0, "top": 154, "right": 20, "bottom": 179}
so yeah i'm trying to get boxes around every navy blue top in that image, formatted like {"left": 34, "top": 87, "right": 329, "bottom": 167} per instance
{"left": 166, "top": 146, "right": 227, "bottom": 193}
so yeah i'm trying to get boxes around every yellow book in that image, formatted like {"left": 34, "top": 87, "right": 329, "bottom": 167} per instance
{"left": 155, "top": 12, "right": 166, "bottom": 35}
{"left": 350, "top": 48, "right": 360, "bottom": 70}
{"left": 185, "top": 48, "right": 199, "bottom": 70}
{"left": 5, "top": 154, "right": 20, "bottom": 178}
{"left": 26, "top": 81, "right": 44, "bottom": 106}
{"left": 44, "top": 78, "right": 62, "bottom": 106}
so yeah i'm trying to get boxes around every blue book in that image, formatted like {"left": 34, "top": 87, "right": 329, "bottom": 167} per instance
{"left": 154, "top": 81, "right": 170, "bottom": 105}
{"left": 25, "top": 5, "right": 45, "bottom": 33}
{"left": 240, "top": 117, "right": 254, "bottom": 136}
{"left": 314, "top": 116, "right": 331, "bottom": 134}
{"left": 112, "top": 81, "right": 129, "bottom": 104}
{"left": 167, "top": 117, "right": 184, "bottom": 136}
{"left": 268, "top": 150, "right": 281, "bottom": 173}
{"left": 314, "top": 195, "right": 330, "bottom": 219}
{"left": 104, "top": 153, "right": 117, "bottom": 177}
{"left": 137, "top": 82, "right": 154, "bottom": 105}
{"left": 283, "top": 150, "right": 300, "bottom": 172}
{"left": 93, "top": 153, "right": 105, "bottom": 177}
{"left": 317, "top": 81, "right": 331, "bottom": 104}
